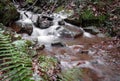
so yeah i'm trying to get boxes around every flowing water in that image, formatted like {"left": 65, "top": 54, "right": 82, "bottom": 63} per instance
{"left": 11, "top": 7, "right": 120, "bottom": 81}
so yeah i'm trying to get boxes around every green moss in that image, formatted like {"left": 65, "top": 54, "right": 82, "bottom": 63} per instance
{"left": 79, "top": 8, "right": 107, "bottom": 27}
{"left": 58, "top": 68, "right": 82, "bottom": 81}
{"left": 54, "top": 6, "right": 64, "bottom": 13}
{"left": 26, "top": 0, "right": 34, "bottom": 4}
{"left": 81, "top": 9, "right": 95, "bottom": 20}
{"left": 38, "top": 55, "right": 59, "bottom": 80}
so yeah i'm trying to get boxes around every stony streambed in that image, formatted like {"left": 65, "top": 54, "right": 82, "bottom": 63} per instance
{"left": 10, "top": 6, "right": 120, "bottom": 81}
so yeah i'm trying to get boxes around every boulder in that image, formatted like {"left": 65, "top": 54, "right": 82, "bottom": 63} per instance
{"left": 35, "top": 16, "right": 53, "bottom": 29}
{"left": 19, "top": 24, "right": 33, "bottom": 35}
{"left": 11, "top": 19, "right": 33, "bottom": 35}
{"left": 64, "top": 18, "right": 81, "bottom": 26}
{"left": 57, "top": 25, "right": 83, "bottom": 38}
{"left": 0, "top": 0, "right": 20, "bottom": 25}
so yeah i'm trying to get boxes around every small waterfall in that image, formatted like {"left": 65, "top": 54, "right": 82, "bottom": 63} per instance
{"left": 16, "top": 8, "right": 93, "bottom": 47}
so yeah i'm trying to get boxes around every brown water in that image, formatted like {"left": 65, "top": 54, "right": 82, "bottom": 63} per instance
{"left": 38, "top": 36, "right": 120, "bottom": 81}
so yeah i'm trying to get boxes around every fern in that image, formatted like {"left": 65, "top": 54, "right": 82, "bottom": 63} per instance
{"left": 58, "top": 68, "right": 82, "bottom": 81}
{"left": 0, "top": 28, "right": 33, "bottom": 81}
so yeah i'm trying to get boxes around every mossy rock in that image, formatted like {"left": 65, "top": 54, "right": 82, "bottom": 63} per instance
{"left": 64, "top": 17, "right": 81, "bottom": 26}
{"left": 0, "top": 0, "right": 20, "bottom": 25}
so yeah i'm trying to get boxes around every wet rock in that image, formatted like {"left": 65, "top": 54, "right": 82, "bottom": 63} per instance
{"left": 35, "top": 44, "right": 45, "bottom": 51}
{"left": 59, "top": 29, "right": 73, "bottom": 38}
{"left": 20, "top": 25, "right": 33, "bottom": 35}
{"left": 83, "top": 26, "right": 100, "bottom": 35}
{"left": 19, "top": 2, "right": 29, "bottom": 9}
{"left": 12, "top": 19, "right": 33, "bottom": 35}
{"left": 58, "top": 24, "right": 83, "bottom": 38}
{"left": 35, "top": 16, "right": 53, "bottom": 29}
{"left": 64, "top": 18, "right": 81, "bottom": 26}
{"left": 42, "top": 15, "right": 54, "bottom": 21}
{"left": 74, "top": 32, "right": 83, "bottom": 38}
{"left": 51, "top": 42, "right": 66, "bottom": 47}
{"left": 33, "top": 6, "right": 42, "bottom": 14}
{"left": 58, "top": 27, "right": 83, "bottom": 38}
{"left": 0, "top": 0, "right": 20, "bottom": 25}
{"left": 56, "top": 27, "right": 61, "bottom": 30}
{"left": 58, "top": 20, "right": 65, "bottom": 25}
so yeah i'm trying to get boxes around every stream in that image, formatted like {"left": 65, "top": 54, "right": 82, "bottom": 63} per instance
{"left": 11, "top": 6, "right": 120, "bottom": 81}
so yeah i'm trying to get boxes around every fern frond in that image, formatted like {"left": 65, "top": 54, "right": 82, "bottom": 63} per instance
{"left": 0, "top": 28, "right": 33, "bottom": 81}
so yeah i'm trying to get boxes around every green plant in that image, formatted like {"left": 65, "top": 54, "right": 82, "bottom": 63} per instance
{"left": 58, "top": 68, "right": 82, "bottom": 81}
{"left": 37, "top": 55, "right": 59, "bottom": 81}
{"left": 0, "top": 28, "right": 33, "bottom": 81}
{"left": 81, "top": 9, "right": 95, "bottom": 20}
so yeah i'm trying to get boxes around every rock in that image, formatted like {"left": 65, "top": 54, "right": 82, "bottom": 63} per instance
{"left": 42, "top": 15, "right": 54, "bottom": 21}
{"left": 56, "top": 27, "right": 61, "bottom": 30}
{"left": 0, "top": 0, "right": 20, "bottom": 25}
{"left": 37, "top": 9, "right": 42, "bottom": 14}
{"left": 35, "top": 16, "right": 53, "bottom": 29}
{"left": 64, "top": 18, "right": 81, "bottom": 26}
{"left": 58, "top": 24, "right": 83, "bottom": 38}
{"left": 51, "top": 42, "right": 66, "bottom": 47}
{"left": 20, "top": 2, "right": 29, "bottom": 9}
{"left": 20, "top": 24, "right": 33, "bottom": 35}
{"left": 12, "top": 19, "right": 33, "bottom": 35}
{"left": 83, "top": 26, "right": 100, "bottom": 35}
{"left": 58, "top": 20, "right": 65, "bottom": 25}
{"left": 33, "top": 6, "right": 42, "bottom": 14}
{"left": 58, "top": 29, "right": 73, "bottom": 38}
{"left": 35, "top": 44, "right": 45, "bottom": 51}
